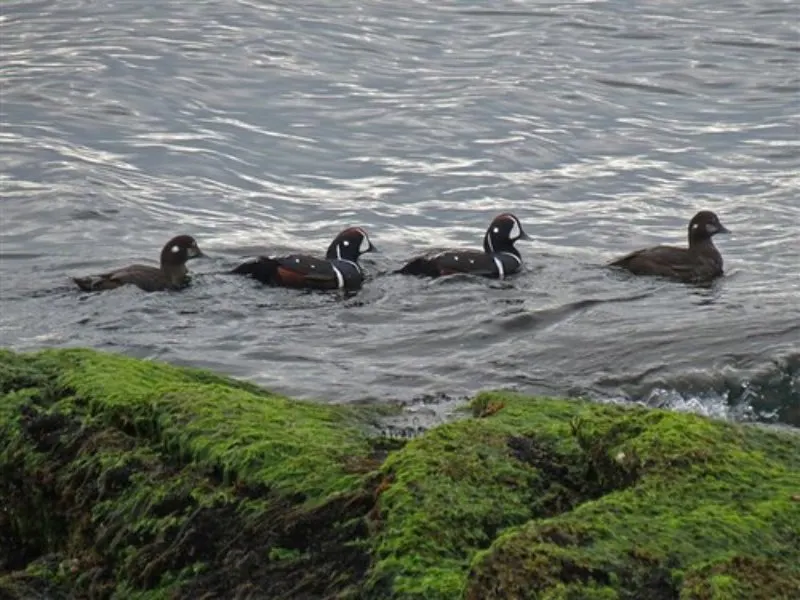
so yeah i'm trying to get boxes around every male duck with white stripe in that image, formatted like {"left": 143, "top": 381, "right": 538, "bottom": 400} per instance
{"left": 231, "top": 227, "right": 376, "bottom": 291}
{"left": 396, "top": 213, "right": 532, "bottom": 279}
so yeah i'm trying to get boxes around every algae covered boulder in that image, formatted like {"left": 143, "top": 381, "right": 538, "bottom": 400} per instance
{"left": 0, "top": 348, "right": 383, "bottom": 599}
{"left": 1, "top": 348, "right": 799, "bottom": 599}
{"left": 367, "top": 394, "right": 800, "bottom": 600}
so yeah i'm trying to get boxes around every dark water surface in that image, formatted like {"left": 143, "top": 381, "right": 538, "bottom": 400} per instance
{"left": 2, "top": 0, "right": 799, "bottom": 428}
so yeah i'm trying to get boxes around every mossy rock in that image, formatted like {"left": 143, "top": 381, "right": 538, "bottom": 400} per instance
{"left": 367, "top": 394, "right": 800, "bottom": 600}
{"left": 1, "top": 349, "right": 799, "bottom": 599}
{"left": 0, "top": 348, "right": 383, "bottom": 599}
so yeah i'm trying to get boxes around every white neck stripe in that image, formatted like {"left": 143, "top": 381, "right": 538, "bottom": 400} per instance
{"left": 498, "top": 251, "right": 521, "bottom": 266}
{"left": 492, "top": 256, "right": 505, "bottom": 280}
{"left": 330, "top": 264, "right": 345, "bottom": 289}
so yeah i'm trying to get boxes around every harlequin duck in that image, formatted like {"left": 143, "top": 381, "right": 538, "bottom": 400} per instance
{"left": 397, "top": 213, "right": 532, "bottom": 279}
{"left": 231, "top": 227, "right": 376, "bottom": 291}
{"left": 73, "top": 235, "right": 204, "bottom": 292}
{"left": 609, "top": 210, "right": 730, "bottom": 283}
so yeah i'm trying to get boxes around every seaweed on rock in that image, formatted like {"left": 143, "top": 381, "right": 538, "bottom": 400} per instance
{"left": 1, "top": 349, "right": 799, "bottom": 600}
{"left": 0, "top": 349, "right": 381, "bottom": 599}
{"left": 461, "top": 394, "right": 800, "bottom": 600}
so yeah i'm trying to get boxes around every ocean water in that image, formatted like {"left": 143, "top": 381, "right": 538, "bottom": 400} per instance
{"left": 2, "top": 0, "right": 798, "bottom": 429}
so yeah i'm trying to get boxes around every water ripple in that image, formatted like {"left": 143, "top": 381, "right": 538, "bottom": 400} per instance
{"left": 1, "top": 0, "right": 798, "bottom": 426}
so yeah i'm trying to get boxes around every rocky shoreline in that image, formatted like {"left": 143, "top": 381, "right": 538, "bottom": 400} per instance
{"left": 2, "top": 348, "right": 798, "bottom": 599}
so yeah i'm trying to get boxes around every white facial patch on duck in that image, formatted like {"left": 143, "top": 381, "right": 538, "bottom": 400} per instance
{"left": 509, "top": 219, "right": 521, "bottom": 240}
{"left": 705, "top": 223, "right": 718, "bottom": 234}
{"left": 171, "top": 245, "right": 181, "bottom": 253}
{"left": 359, "top": 234, "right": 371, "bottom": 254}
{"left": 335, "top": 239, "right": 350, "bottom": 260}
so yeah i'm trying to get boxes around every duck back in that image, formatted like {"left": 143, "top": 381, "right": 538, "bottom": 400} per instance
{"left": 74, "top": 264, "right": 187, "bottom": 292}
{"left": 611, "top": 242, "right": 723, "bottom": 283}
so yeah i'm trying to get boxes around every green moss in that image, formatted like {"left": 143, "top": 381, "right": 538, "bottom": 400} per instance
{"left": 364, "top": 395, "right": 589, "bottom": 599}
{"left": 48, "top": 348, "right": 377, "bottom": 499}
{"left": 0, "top": 554, "right": 71, "bottom": 600}
{"left": 362, "top": 391, "right": 800, "bottom": 599}
{"left": 2, "top": 349, "right": 799, "bottom": 599}
{"left": 680, "top": 556, "right": 800, "bottom": 600}
{"left": 364, "top": 393, "right": 630, "bottom": 599}
{"left": 461, "top": 393, "right": 800, "bottom": 600}
{"left": 1, "top": 348, "right": 379, "bottom": 598}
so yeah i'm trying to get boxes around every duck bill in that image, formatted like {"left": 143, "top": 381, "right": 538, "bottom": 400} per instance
{"left": 717, "top": 225, "right": 731, "bottom": 234}
{"left": 518, "top": 230, "right": 533, "bottom": 241}
{"left": 367, "top": 242, "right": 379, "bottom": 253}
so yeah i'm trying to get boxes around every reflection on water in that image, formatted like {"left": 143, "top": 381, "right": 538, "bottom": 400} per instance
{"left": 1, "top": 0, "right": 798, "bottom": 428}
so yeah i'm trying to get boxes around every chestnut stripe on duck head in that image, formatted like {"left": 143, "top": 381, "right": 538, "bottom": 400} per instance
{"left": 231, "top": 227, "right": 376, "bottom": 291}
{"left": 325, "top": 227, "right": 377, "bottom": 262}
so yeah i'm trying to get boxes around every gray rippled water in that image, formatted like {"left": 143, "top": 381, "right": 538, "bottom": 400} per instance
{"left": 1, "top": 0, "right": 799, "bottom": 429}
